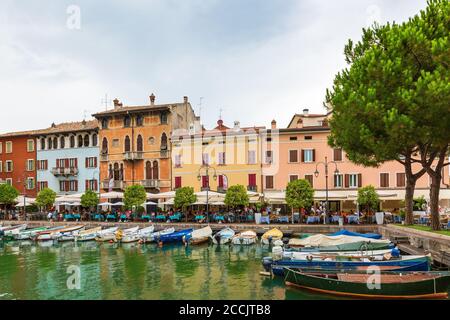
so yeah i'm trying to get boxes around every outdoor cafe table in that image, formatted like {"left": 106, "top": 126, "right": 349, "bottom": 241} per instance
{"left": 106, "top": 214, "right": 116, "bottom": 221}
{"left": 155, "top": 215, "right": 166, "bottom": 222}
{"left": 92, "top": 214, "right": 103, "bottom": 221}
{"left": 195, "top": 215, "right": 205, "bottom": 222}
{"left": 141, "top": 215, "right": 151, "bottom": 222}
{"left": 214, "top": 215, "right": 225, "bottom": 222}
{"left": 331, "top": 215, "right": 340, "bottom": 223}
{"left": 169, "top": 214, "right": 181, "bottom": 222}
{"left": 347, "top": 215, "right": 360, "bottom": 224}
{"left": 260, "top": 216, "right": 270, "bottom": 224}
{"left": 277, "top": 216, "right": 289, "bottom": 223}
{"left": 419, "top": 216, "right": 430, "bottom": 225}
{"left": 306, "top": 216, "right": 320, "bottom": 224}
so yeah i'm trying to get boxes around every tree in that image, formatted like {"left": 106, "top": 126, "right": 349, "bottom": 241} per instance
{"left": 224, "top": 185, "right": 249, "bottom": 209}
{"left": 326, "top": 0, "right": 450, "bottom": 229}
{"left": 174, "top": 187, "right": 197, "bottom": 222}
{"left": 35, "top": 188, "right": 57, "bottom": 211}
{"left": 124, "top": 185, "right": 147, "bottom": 211}
{"left": 0, "top": 184, "right": 19, "bottom": 213}
{"left": 286, "top": 179, "right": 314, "bottom": 223}
{"left": 81, "top": 189, "right": 99, "bottom": 210}
{"left": 357, "top": 185, "right": 380, "bottom": 217}
{"left": 413, "top": 196, "right": 427, "bottom": 211}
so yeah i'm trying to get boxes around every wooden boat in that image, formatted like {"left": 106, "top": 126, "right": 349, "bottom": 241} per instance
{"left": 188, "top": 226, "right": 213, "bottom": 245}
{"left": 74, "top": 227, "right": 102, "bottom": 242}
{"left": 158, "top": 229, "right": 193, "bottom": 244}
{"left": 328, "top": 229, "right": 382, "bottom": 239}
{"left": 261, "top": 228, "right": 283, "bottom": 245}
{"left": 31, "top": 225, "right": 68, "bottom": 241}
{"left": 36, "top": 225, "right": 84, "bottom": 241}
{"left": 211, "top": 227, "right": 235, "bottom": 245}
{"left": 1, "top": 224, "right": 27, "bottom": 238}
{"left": 263, "top": 254, "right": 431, "bottom": 276}
{"left": 142, "top": 227, "right": 175, "bottom": 243}
{"left": 281, "top": 247, "right": 394, "bottom": 256}
{"left": 138, "top": 226, "right": 155, "bottom": 236}
{"left": 232, "top": 230, "right": 257, "bottom": 245}
{"left": 13, "top": 227, "right": 48, "bottom": 240}
{"left": 284, "top": 269, "right": 450, "bottom": 299}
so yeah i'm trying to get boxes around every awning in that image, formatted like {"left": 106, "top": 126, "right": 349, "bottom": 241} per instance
{"left": 100, "top": 191, "right": 124, "bottom": 199}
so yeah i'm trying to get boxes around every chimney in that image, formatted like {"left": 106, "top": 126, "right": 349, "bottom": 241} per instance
{"left": 194, "top": 117, "right": 201, "bottom": 133}
{"left": 271, "top": 119, "right": 277, "bottom": 129}
{"left": 183, "top": 96, "right": 188, "bottom": 104}
{"left": 233, "top": 121, "right": 240, "bottom": 131}
{"left": 150, "top": 93, "right": 155, "bottom": 105}
{"left": 303, "top": 108, "right": 309, "bottom": 116}
{"left": 113, "top": 98, "right": 120, "bottom": 109}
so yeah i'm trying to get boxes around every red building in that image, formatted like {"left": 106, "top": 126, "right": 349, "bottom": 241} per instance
{"left": 0, "top": 131, "right": 38, "bottom": 197}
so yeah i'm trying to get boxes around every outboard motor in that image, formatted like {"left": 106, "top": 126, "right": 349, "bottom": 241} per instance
{"left": 262, "top": 257, "right": 273, "bottom": 273}
{"left": 391, "top": 246, "right": 400, "bottom": 258}
{"left": 214, "top": 233, "right": 222, "bottom": 245}
{"left": 268, "top": 236, "right": 273, "bottom": 245}
{"left": 272, "top": 245, "right": 284, "bottom": 261}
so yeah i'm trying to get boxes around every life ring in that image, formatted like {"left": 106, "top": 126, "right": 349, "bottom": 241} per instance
{"left": 306, "top": 255, "right": 313, "bottom": 262}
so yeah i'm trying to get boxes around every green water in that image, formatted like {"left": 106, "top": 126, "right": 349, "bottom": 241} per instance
{"left": 0, "top": 241, "right": 327, "bottom": 300}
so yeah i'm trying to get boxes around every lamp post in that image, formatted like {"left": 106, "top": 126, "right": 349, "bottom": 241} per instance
{"left": 314, "top": 156, "right": 339, "bottom": 225}
{"left": 17, "top": 174, "right": 27, "bottom": 221}
{"left": 197, "top": 164, "right": 217, "bottom": 223}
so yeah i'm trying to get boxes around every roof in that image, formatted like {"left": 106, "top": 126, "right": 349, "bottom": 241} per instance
{"left": 287, "top": 111, "right": 332, "bottom": 128}
{"left": 0, "top": 129, "right": 42, "bottom": 138}
{"left": 34, "top": 120, "right": 98, "bottom": 136}
{"left": 92, "top": 103, "right": 182, "bottom": 117}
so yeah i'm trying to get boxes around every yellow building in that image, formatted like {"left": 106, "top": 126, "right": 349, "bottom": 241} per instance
{"left": 171, "top": 119, "right": 265, "bottom": 193}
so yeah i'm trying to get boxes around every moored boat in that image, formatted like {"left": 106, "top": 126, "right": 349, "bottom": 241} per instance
{"left": 14, "top": 227, "right": 48, "bottom": 240}
{"left": 75, "top": 227, "right": 102, "bottom": 241}
{"left": 328, "top": 229, "right": 382, "bottom": 239}
{"left": 211, "top": 227, "right": 235, "bottom": 245}
{"left": 1, "top": 224, "right": 27, "bottom": 239}
{"left": 232, "top": 230, "right": 257, "bottom": 245}
{"left": 261, "top": 228, "right": 283, "bottom": 245}
{"left": 187, "top": 226, "right": 213, "bottom": 245}
{"left": 142, "top": 227, "right": 175, "bottom": 243}
{"left": 158, "top": 228, "right": 193, "bottom": 244}
{"left": 284, "top": 269, "right": 450, "bottom": 299}
{"left": 34, "top": 225, "right": 84, "bottom": 241}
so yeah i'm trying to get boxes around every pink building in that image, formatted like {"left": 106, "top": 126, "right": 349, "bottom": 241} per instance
{"left": 261, "top": 109, "right": 450, "bottom": 212}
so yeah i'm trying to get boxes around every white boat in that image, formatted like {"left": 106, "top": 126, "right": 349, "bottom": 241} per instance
{"left": 232, "top": 230, "right": 258, "bottom": 245}
{"left": 138, "top": 226, "right": 155, "bottom": 236}
{"left": 34, "top": 225, "right": 84, "bottom": 241}
{"left": 14, "top": 227, "right": 48, "bottom": 240}
{"left": 95, "top": 233, "right": 117, "bottom": 242}
{"left": 120, "top": 232, "right": 142, "bottom": 243}
{"left": 96, "top": 227, "right": 118, "bottom": 236}
{"left": 122, "top": 226, "right": 139, "bottom": 234}
{"left": 280, "top": 249, "right": 397, "bottom": 260}
{"left": 75, "top": 227, "right": 102, "bottom": 242}
{"left": 288, "top": 234, "right": 391, "bottom": 248}
{"left": 188, "top": 226, "right": 213, "bottom": 245}
{"left": 211, "top": 227, "right": 235, "bottom": 245}
{"left": 143, "top": 227, "right": 175, "bottom": 243}
{"left": 2, "top": 224, "right": 27, "bottom": 237}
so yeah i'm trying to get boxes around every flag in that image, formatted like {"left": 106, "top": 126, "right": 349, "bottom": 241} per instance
{"left": 108, "top": 178, "right": 114, "bottom": 192}
{"left": 223, "top": 175, "right": 228, "bottom": 190}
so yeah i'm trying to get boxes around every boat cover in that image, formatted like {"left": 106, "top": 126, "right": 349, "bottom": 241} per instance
{"left": 328, "top": 229, "right": 382, "bottom": 239}
{"left": 192, "top": 226, "right": 212, "bottom": 239}
{"left": 288, "top": 234, "right": 390, "bottom": 247}
{"left": 261, "top": 228, "right": 283, "bottom": 240}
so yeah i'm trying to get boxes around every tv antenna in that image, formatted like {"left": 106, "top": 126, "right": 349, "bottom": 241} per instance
{"left": 101, "top": 93, "right": 112, "bottom": 111}
{"left": 198, "top": 97, "right": 204, "bottom": 121}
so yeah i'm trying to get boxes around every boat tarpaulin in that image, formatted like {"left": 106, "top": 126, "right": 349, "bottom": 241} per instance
{"left": 328, "top": 229, "right": 382, "bottom": 239}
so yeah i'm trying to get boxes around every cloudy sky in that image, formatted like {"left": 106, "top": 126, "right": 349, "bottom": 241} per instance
{"left": 0, "top": 0, "right": 427, "bottom": 132}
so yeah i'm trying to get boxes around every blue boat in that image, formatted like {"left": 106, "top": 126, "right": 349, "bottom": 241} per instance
{"left": 262, "top": 254, "right": 431, "bottom": 277}
{"left": 328, "top": 229, "right": 382, "bottom": 239}
{"left": 158, "top": 228, "right": 193, "bottom": 244}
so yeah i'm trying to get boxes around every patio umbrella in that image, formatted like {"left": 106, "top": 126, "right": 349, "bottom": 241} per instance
{"left": 68, "top": 202, "right": 81, "bottom": 206}
{"left": 99, "top": 202, "right": 113, "bottom": 206}
{"left": 111, "top": 202, "right": 125, "bottom": 206}
{"left": 100, "top": 192, "right": 124, "bottom": 199}
{"left": 211, "top": 201, "right": 226, "bottom": 206}
{"left": 143, "top": 201, "right": 157, "bottom": 205}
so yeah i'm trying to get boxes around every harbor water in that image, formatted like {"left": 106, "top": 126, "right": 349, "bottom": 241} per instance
{"left": 0, "top": 241, "right": 331, "bottom": 300}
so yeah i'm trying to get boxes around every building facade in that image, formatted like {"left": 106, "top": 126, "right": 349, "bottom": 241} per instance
{"left": 262, "top": 109, "right": 450, "bottom": 211}
{"left": 34, "top": 121, "right": 100, "bottom": 196}
{"left": 93, "top": 94, "right": 197, "bottom": 194}
{"left": 171, "top": 119, "right": 265, "bottom": 193}
{"left": 0, "top": 131, "right": 37, "bottom": 197}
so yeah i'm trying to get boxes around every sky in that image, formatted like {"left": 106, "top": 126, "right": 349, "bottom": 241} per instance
{"left": 0, "top": 0, "right": 428, "bottom": 133}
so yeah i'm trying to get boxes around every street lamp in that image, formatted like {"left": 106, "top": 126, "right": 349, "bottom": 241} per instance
{"left": 314, "top": 156, "right": 339, "bottom": 225}
{"left": 197, "top": 164, "right": 217, "bottom": 223}
{"left": 17, "top": 174, "right": 27, "bottom": 221}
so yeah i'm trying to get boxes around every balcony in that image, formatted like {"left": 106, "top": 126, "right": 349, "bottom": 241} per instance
{"left": 100, "top": 154, "right": 109, "bottom": 162}
{"left": 217, "top": 187, "right": 227, "bottom": 193}
{"left": 141, "top": 179, "right": 160, "bottom": 189}
{"left": 51, "top": 167, "right": 79, "bottom": 177}
{"left": 123, "top": 151, "right": 144, "bottom": 161}
{"left": 201, "top": 187, "right": 211, "bottom": 192}
{"left": 247, "top": 185, "right": 258, "bottom": 192}
{"left": 160, "top": 150, "right": 169, "bottom": 158}
{"left": 101, "top": 180, "right": 124, "bottom": 190}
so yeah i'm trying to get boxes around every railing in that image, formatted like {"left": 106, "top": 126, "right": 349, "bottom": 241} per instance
{"left": 101, "top": 180, "right": 124, "bottom": 190}
{"left": 217, "top": 187, "right": 227, "bottom": 193}
{"left": 51, "top": 167, "right": 79, "bottom": 176}
{"left": 201, "top": 187, "right": 210, "bottom": 191}
{"left": 160, "top": 150, "right": 169, "bottom": 158}
{"left": 124, "top": 152, "right": 144, "bottom": 161}
{"left": 247, "top": 185, "right": 258, "bottom": 192}
{"left": 100, "top": 154, "right": 108, "bottom": 162}
{"left": 141, "top": 179, "right": 160, "bottom": 188}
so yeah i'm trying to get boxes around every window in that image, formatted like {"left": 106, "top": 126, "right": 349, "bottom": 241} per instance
{"left": 160, "top": 112, "right": 168, "bottom": 124}
{"left": 0, "top": 142, "right": 2, "bottom": 153}
{"left": 175, "top": 177, "right": 182, "bottom": 189}
{"left": 334, "top": 174, "right": 343, "bottom": 188}
{"left": 60, "top": 180, "right": 78, "bottom": 192}
{"left": 48, "top": 138, "right": 52, "bottom": 150}
{"left": 78, "top": 135, "right": 83, "bottom": 148}
{"left": 70, "top": 136, "right": 75, "bottom": 148}
{"left": 248, "top": 150, "right": 256, "bottom": 164}
{"left": 6, "top": 179, "right": 12, "bottom": 186}
{"left": 174, "top": 155, "right": 182, "bottom": 168}
{"left": 5, "top": 141, "right": 12, "bottom": 153}
{"left": 26, "top": 178, "right": 35, "bottom": 190}
{"left": 26, "top": 159, "right": 34, "bottom": 171}
{"left": 137, "top": 135, "right": 143, "bottom": 152}
{"left": 265, "top": 151, "right": 273, "bottom": 164}
{"left": 148, "top": 137, "right": 155, "bottom": 145}
{"left": 38, "top": 181, "right": 48, "bottom": 191}
{"left": 124, "top": 115, "right": 131, "bottom": 127}
{"left": 333, "top": 148, "right": 342, "bottom": 161}
{"left": 266, "top": 137, "right": 272, "bottom": 142}
{"left": 345, "top": 174, "right": 361, "bottom": 188}
{"left": 84, "top": 135, "right": 90, "bottom": 147}
{"left": 302, "top": 149, "right": 315, "bottom": 163}
{"left": 304, "top": 136, "right": 312, "bottom": 140}
{"left": 112, "top": 139, "right": 119, "bottom": 147}
{"left": 0, "top": 161, "right": 2, "bottom": 172}
{"left": 27, "top": 139, "right": 35, "bottom": 152}
{"left": 92, "top": 134, "right": 98, "bottom": 147}
{"left": 202, "top": 175, "right": 209, "bottom": 189}
{"left": 57, "top": 158, "right": 78, "bottom": 168}
{"left": 152, "top": 161, "right": 159, "bottom": 180}
{"left": 53, "top": 137, "right": 58, "bottom": 149}
{"left": 218, "top": 152, "right": 226, "bottom": 165}
{"left": 248, "top": 174, "right": 257, "bottom": 187}
{"left": 289, "top": 175, "right": 298, "bottom": 182}
{"left": 124, "top": 136, "right": 131, "bottom": 152}
{"left": 101, "top": 118, "right": 108, "bottom": 129}
{"left": 202, "top": 153, "right": 209, "bottom": 165}
{"left": 102, "top": 138, "right": 108, "bottom": 154}
{"left": 40, "top": 139, "right": 45, "bottom": 150}
{"left": 380, "top": 173, "right": 389, "bottom": 188}
{"left": 136, "top": 115, "right": 144, "bottom": 126}
{"left": 60, "top": 136, "right": 65, "bottom": 149}
{"left": 265, "top": 176, "right": 274, "bottom": 189}
{"left": 289, "top": 150, "right": 298, "bottom": 163}
{"left": 289, "top": 136, "right": 298, "bottom": 141}
{"left": 37, "top": 160, "right": 48, "bottom": 171}
{"left": 85, "top": 179, "right": 98, "bottom": 191}
{"left": 85, "top": 157, "right": 97, "bottom": 168}
{"left": 396, "top": 173, "right": 406, "bottom": 187}
{"left": 5, "top": 161, "right": 13, "bottom": 172}
{"left": 305, "top": 174, "right": 314, "bottom": 187}
{"left": 161, "top": 133, "right": 168, "bottom": 150}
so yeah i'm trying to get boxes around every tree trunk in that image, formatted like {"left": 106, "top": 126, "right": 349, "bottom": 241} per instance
{"left": 404, "top": 177, "right": 416, "bottom": 225}
{"left": 429, "top": 173, "right": 441, "bottom": 230}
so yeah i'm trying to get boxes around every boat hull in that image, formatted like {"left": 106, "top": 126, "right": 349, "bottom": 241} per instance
{"left": 159, "top": 229, "right": 193, "bottom": 244}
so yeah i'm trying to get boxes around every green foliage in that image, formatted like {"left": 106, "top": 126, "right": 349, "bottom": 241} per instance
{"left": 0, "top": 184, "right": 20, "bottom": 206}
{"left": 413, "top": 196, "right": 427, "bottom": 211}
{"left": 224, "top": 185, "right": 249, "bottom": 208}
{"left": 81, "top": 189, "right": 99, "bottom": 208}
{"left": 174, "top": 187, "right": 197, "bottom": 211}
{"left": 35, "top": 188, "right": 57, "bottom": 209}
{"left": 285, "top": 179, "right": 314, "bottom": 210}
{"left": 123, "top": 185, "right": 147, "bottom": 210}
{"left": 357, "top": 185, "right": 379, "bottom": 212}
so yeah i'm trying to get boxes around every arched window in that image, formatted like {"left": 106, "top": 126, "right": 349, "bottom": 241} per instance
{"left": 53, "top": 137, "right": 58, "bottom": 149}
{"left": 40, "top": 138, "right": 45, "bottom": 150}
{"left": 152, "top": 161, "right": 159, "bottom": 180}
{"left": 108, "top": 164, "right": 113, "bottom": 179}
{"left": 161, "top": 133, "right": 168, "bottom": 150}
{"left": 48, "top": 137, "right": 53, "bottom": 150}
{"left": 137, "top": 135, "right": 143, "bottom": 152}
{"left": 102, "top": 138, "right": 108, "bottom": 154}
{"left": 119, "top": 164, "right": 124, "bottom": 180}
{"left": 60, "top": 137, "right": 65, "bottom": 149}
{"left": 113, "top": 163, "right": 120, "bottom": 180}
{"left": 136, "top": 115, "right": 144, "bottom": 126}
{"left": 70, "top": 136, "right": 75, "bottom": 148}
{"left": 124, "top": 136, "right": 131, "bottom": 152}
{"left": 78, "top": 135, "right": 83, "bottom": 148}
{"left": 101, "top": 118, "right": 108, "bottom": 129}
{"left": 84, "top": 134, "right": 90, "bottom": 147}
{"left": 145, "top": 161, "right": 152, "bottom": 180}
{"left": 123, "top": 115, "right": 131, "bottom": 127}
{"left": 92, "top": 134, "right": 98, "bottom": 147}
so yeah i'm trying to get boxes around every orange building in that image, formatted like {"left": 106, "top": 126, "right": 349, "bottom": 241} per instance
{"left": 92, "top": 94, "right": 197, "bottom": 194}
{"left": 0, "top": 131, "right": 37, "bottom": 197}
